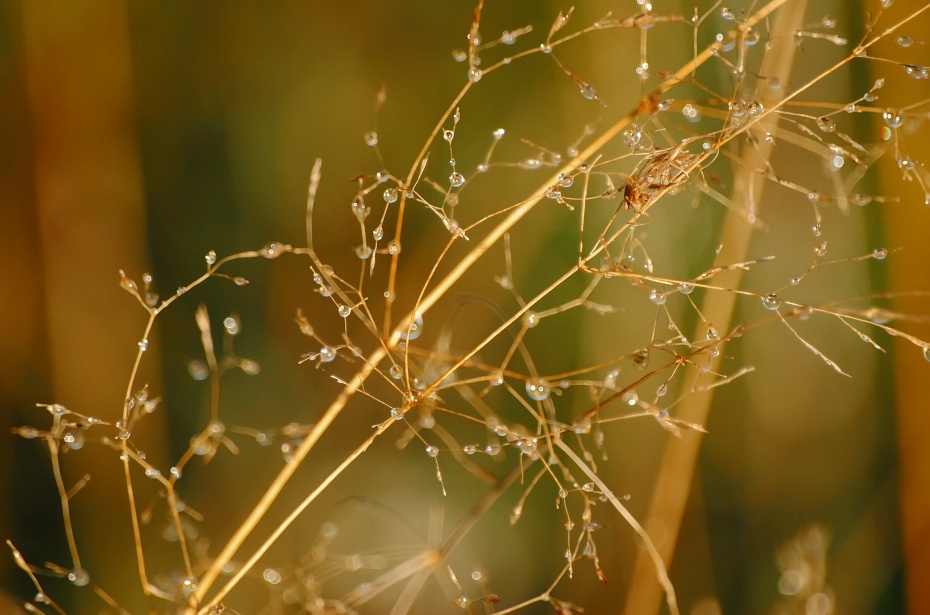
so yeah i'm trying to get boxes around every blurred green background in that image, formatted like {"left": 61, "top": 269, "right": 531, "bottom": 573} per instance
{"left": 2, "top": 1, "right": 929, "bottom": 613}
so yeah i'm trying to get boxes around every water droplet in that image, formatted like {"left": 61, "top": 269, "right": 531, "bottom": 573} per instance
{"left": 492, "top": 128, "right": 505, "bottom": 139}
{"left": 682, "top": 103, "right": 700, "bottom": 120}
{"left": 903, "top": 64, "right": 929, "bottom": 80}
{"left": 872, "top": 248, "right": 888, "bottom": 260}
{"left": 400, "top": 313, "right": 423, "bottom": 340}
{"left": 658, "top": 99, "right": 672, "bottom": 111}
{"left": 260, "top": 242, "right": 288, "bottom": 259}
{"left": 485, "top": 443, "right": 501, "bottom": 455}
{"left": 463, "top": 444, "right": 477, "bottom": 455}
{"left": 540, "top": 43, "right": 552, "bottom": 53}
{"left": 558, "top": 173, "right": 574, "bottom": 188}
{"left": 816, "top": 116, "right": 835, "bottom": 132}
{"left": 649, "top": 289, "right": 666, "bottom": 305}
{"left": 68, "top": 567, "right": 90, "bottom": 587}
{"left": 851, "top": 193, "right": 872, "bottom": 206}
{"left": 678, "top": 282, "right": 695, "bottom": 294}
{"left": 205, "top": 250, "right": 217, "bottom": 265}
{"left": 145, "top": 467, "right": 161, "bottom": 479}
{"left": 490, "top": 370, "right": 504, "bottom": 386}
{"left": 383, "top": 188, "right": 399, "bottom": 204}
{"left": 883, "top": 108, "right": 905, "bottom": 128}
{"left": 622, "top": 390, "right": 639, "bottom": 405}
{"left": 579, "top": 84, "right": 598, "bottom": 100}
{"left": 180, "top": 576, "right": 198, "bottom": 598}
{"left": 138, "top": 339, "right": 149, "bottom": 351}
{"left": 363, "top": 131, "right": 378, "bottom": 147}
{"left": 545, "top": 186, "right": 561, "bottom": 200}
{"left": 390, "top": 408, "right": 404, "bottom": 421}
{"left": 425, "top": 445, "right": 439, "bottom": 457}
{"left": 337, "top": 304, "right": 352, "bottom": 318}
{"left": 510, "top": 505, "right": 523, "bottom": 523}
{"left": 656, "top": 383, "right": 668, "bottom": 397}
{"left": 476, "top": 163, "right": 488, "bottom": 173}
{"left": 63, "top": 432, "right": 84, "bottom": 450}
{"left": 748, "top": 101, "right": 764, "bottom": 118}
{"left": 46, "top": 403, "right": 67, "bottom": 417}
{"left": 604, "top": 369, "right": 620, "bottom": 388}
{"left": 522, "top": 311, "right": 539, "bottom": 328}
{"left": 449, "top": 172, "right": 465, "bottom": 187}
{"left": 467, "top": 67, "right": 482, "bottom": 82}
{"left": 761, "top": 293, "right": 782, "bottom": 310}
{"left": 222, "top": 315, "right": 239, "bottom": 336}
{"left": 623, "top": 124, "right": 642, "bottom": 148}
{"left": 389, "top": 364, "right": 402, "bottom": 380}
{"left": 790, "top": 277, "right": 801, "bottom": 286}
{"left": 170, "top": 466, "right": 182, "bottom": 479}
{"left": 526, "top": 378, "right": 551, "bottom": 401}
{"left": 896, "top": 35, "right": 914, "bottom": 47}
{"left": 387, "top": 240, "right": 400, "bottom": 255}
{"left": 721, "top": 7, "right": 735, "bottom": 20}
{"left": 319, "top": 346, "right": 336, "bottom": 363}
{"left": 451, "top": 49, "right": 467, "bottom": 62}
{"left": 520, "top": 158, "right": 542, "bottom": 170}
{"left": 442, "top": 129, "right": 455, "bottom": 143}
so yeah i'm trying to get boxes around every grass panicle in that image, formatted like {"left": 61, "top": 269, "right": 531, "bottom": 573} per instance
{"left": 8, "top": 1, "right": 930, "bottom": 613}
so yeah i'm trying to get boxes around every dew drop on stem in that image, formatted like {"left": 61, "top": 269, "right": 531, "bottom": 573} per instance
{"left": 319, "top": 346, "right": 336, "bottom": 363}
{"left": 363, "top": 131, "right": 378, "bottom": 146}
{"left": 525, "top": 378, "right": 551, "bottom": 401}
{"left": 816, "top": 117, "right": 835, "bottom": 133}
{"left": 579, "top": 84, "right": 598, "bottom": 100}
{"left": 68, "top": 567, "right": 90, "bottom": 587}
{"left": 761, "top": 293, "right": 783, "bottom": 310}
{"left": 883, "top": 108, "right": 904, "bottom": 128}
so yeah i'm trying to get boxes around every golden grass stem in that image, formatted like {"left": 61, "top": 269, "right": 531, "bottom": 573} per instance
{"left": 622, "top": 2, "right": 808, "bottom": 613}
